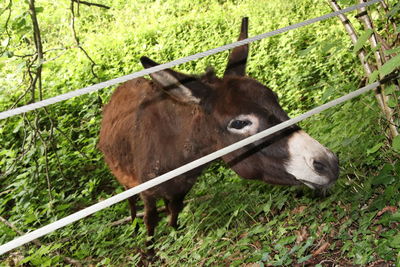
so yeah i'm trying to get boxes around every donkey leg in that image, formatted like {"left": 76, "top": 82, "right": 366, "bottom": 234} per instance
{"left": 127, "top": 195, "right": 139, "bottom": 221}
{"left": 127, "top": 195, "right": 139, "bottom": 231}
{"left": 163, "top": 198, "right": 170, "bottom": 215}
{"left": 167, "top": 193, "right": 186, "bottom": 229}
{"left": 142, "top": 196, "right": 159, "bottom": 256}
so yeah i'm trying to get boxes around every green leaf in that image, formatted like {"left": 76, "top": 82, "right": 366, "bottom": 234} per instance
{"left": 386, "top": 2, "right": 400, "bottom": 18}
{"left": 371, "top": 174, "right": 394, "bottom": 185}
{"left": 384, "top": 84, "right": 395, "bottom": 95}
{"left": 388, "top": 97, "right": 397, "bottom": 108}
{"left": 366, "top": 142, "right": 383, "bottom": 154}
{"left": 263, "top": 201, "right": 272, "bottom": 215}
{"left": 261, "top": 252, "right": 270, "bottom": 262}
{"left": 391, "top": 212, "right": 400, "bottom": 222}
{"left": 297, "top": 255, "right": 312, "bottom": 263}
{"left": 380, "top": 164, "right": 394, "bottom": 175}
{"left": 35, "top": 7, "right": 44, "bottom": 13}
{"left": 369, "top": 70, "right": 379, "bottom": 82}
{"left": 392, "top": 135, "right": 400, "bottom": 152}
{"left": 321, "top": 41, "right": 338, "bottom": 54}
{"left": 2, "top": 50, "right": 14, "bottom": 58}
{"left": 353, "top": 29, "right": 373, "bottom": 53}
{"left": 297, "top": 44, "right": 317, "bottom": 56}
{"left": 277, "top": 235, "right": 296, "bottom": 245}
{"left": 1, "top": 38, "right": 9, "bottom": 47}
{"left": 321, "top": 88, "right": 333, "bottom": 101}
{"left": 389, "top": 233, "right": 400, "bottom": 249}
{"left": 384, "top": 47, "right": 400, "bottom": 55}
{"left": 379, "top": 54, "right": 400, "bottom": 78}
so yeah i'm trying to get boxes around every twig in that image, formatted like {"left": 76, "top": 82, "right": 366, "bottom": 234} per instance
{"left": 26, "top": 55, "right": 37, "bottom": 103}
{"left": 23, "top": 112, "right": 54, "bottom": 203}
{"left": 27, "top": 1, "right": 55, "bottom": 203}
{"left": 357, "top": 0, "right": 385, "bottom": 67}
{"left": 312, "top": 241, "right": 330, "bottom": 256}
{"left": 357, "top": 0, "right": 398, "bottom": 138}
{"left": 10, "top": 83, "right": 35, "bottom": 109}
{"left": 46, "top": 113, "right": 68, "bottom": 181}
{"left": 72, "top": 0, "right": 110, "bottom": 9}
{"left": 28, "top": 0, "right": 44, "bottom": 101}
{"left": 375, "top": 33, "right": 397, "bottom": 62}
{"left": 70, "top": 1, "right": 99, "bottom": 79}
{"left": 53, "top": 124, "right": 91, "bottom": 160}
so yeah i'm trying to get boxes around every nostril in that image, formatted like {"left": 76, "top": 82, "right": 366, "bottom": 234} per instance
{"left": 313, "top": 160, "right": 326, "bottom": 173}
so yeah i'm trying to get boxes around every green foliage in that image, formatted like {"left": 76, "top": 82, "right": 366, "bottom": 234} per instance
{"left": 393, "top": 135, "right": 400, "bottom": 152}
{"left": 0, "top": 0, "right": 399, "bottom": 266}
{"left": 371, "top": 53, "right": 400, "bottom": 82}
{"left": 353, "top": 29, "right": 373, "bottom": 53}
{"left": 380, "top": 54, "right": 400, "bottom": 78}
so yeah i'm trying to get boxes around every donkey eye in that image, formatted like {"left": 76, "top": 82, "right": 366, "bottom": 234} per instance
{"left": 229, "top": 119, "right": 252, "bottom": 130}
{"left": 227, "top": 114, "right": 259, "bottom": 135}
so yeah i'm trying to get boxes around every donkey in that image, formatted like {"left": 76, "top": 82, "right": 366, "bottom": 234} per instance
{"left": 99, "top": 17, "right": 339, "bottom": 246}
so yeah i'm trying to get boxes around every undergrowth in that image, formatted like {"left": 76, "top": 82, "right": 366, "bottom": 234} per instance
{"left": 0, "top": 0, "right": 399, "bottom": 266}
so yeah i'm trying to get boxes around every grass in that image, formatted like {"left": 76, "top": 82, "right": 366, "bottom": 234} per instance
{"left": 0, "top": 0, "right": 399, "bottom": 265}
{"left": 4, "top": 163, "right": 399, "bottom": 266}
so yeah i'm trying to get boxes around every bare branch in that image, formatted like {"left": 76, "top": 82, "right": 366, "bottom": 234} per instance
{"left": 26, "top": 1, "right": 57, "bottom": 203}
{"left": 10, "top": 0, "right": 97, "bottom": 190}
{"left": 47, "top": 114, "right": 68, "bottom": 181}
{"left": 23, "top": 113, "right": 54, "bottom": 202}
{"left": 70, "top": 0, "right": 99, "bottom": 79}
{"left": 375, "top": 33, "right": 396, "bottom": 62}
{"left": 28, "top": 0, "right": 44, "bottom": 101}
{"left": 357, "top": 1, "right": 385, "bottom": 67}
{"left": 72, "top": 0, "right": 110, "bottom": 9}
{"left": 380, "top": 0, "right": 389, "bottom": 10}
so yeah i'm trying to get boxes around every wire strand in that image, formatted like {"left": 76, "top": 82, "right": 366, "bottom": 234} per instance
{"left": 0, "top": 81, "right": 381, "bottom": 255}
{"left": 0, "top": 0, "right": 384, "bottom": 255}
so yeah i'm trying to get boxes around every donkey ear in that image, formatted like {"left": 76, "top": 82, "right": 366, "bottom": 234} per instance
{"left": 140, "top": 57, "right": 211, "bottom": 104}
{"left": 224, "top": 17, "right": 249, "bottom": 77}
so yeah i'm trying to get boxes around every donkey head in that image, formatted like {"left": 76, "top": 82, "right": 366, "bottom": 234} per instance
{"left": 140, "top": 18, "right": 339, "bottom": 191}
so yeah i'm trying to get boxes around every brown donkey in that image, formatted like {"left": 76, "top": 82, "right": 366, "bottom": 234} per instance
{"left": 99, "top": 17, "right": 339, "bottom": 248}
